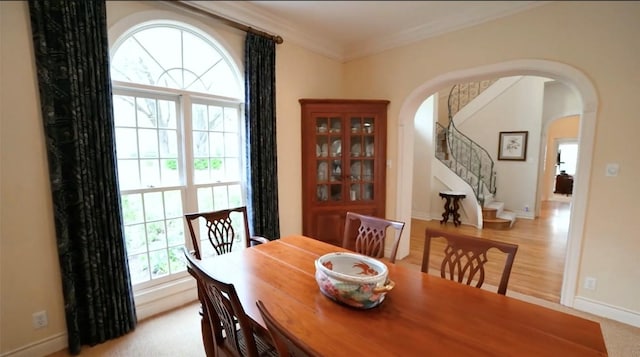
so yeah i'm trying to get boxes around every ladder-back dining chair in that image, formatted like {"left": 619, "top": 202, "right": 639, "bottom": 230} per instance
{"left": 183, "top": 248, "right": 276, "bottom": 357}
{"left": 185, "top": 206, "right": 268, "bottom": 259}
{"left": 256, "top": 300, "right": 321, "bottom": 357}
{"left": 342, "top": 211, "right": 405, "bottom": 263}
{"left": 422, "top": 228, "right": 518, "bottom": 295}
{"left": 184, "top": 207, "right": 269, "bottom": 356}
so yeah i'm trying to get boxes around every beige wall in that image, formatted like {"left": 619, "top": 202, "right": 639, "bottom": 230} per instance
{"left": 2, "top": 1, "right": 640, "bottom": 354}
{"left": 342, "top": 2, "right": 639, "bottom": 312}
{"left": 0, "top": 2, "right": 68, "bottom": 353}
{"left": 0, "top": 1, "right": 342, "bottom": 353}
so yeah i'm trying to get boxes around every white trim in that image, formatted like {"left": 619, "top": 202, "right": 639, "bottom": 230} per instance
{"left": 573, "top": 297, "right": 640, "bottom": 328}
{"left": 0, "top": 333, "right": 67, "bottom": 357}
{"left": 0, "top": 281, "right": 199, "bottom": 357}
{"left": 411, "top": 210, "right": 431, "bottom": 221}
{"left": 134, "top": 276, "right": 198, "bottom": 321}
{"left": 396, "top": 59, "right": 598, "bottom": 309}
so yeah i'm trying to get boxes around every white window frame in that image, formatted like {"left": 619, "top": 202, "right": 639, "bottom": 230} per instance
{"left": 108, "top": 20, "right": 247, "bottom": 303}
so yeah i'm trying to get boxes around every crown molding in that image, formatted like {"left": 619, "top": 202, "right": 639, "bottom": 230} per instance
{"left": 188, "top": 1, "right": 549, "bottom": 63}
{"left": 189, "top": 1, "right": 345, "bottom": 61}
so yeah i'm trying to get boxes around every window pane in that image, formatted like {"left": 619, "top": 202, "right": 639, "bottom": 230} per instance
{"left": 224, "top": 107, "right": 239, "bottom": 132}
{"left": 144, "top": 192, "right": 164, "bottom": 221}
{"left": 139, "top": 129, "right": 159, "bottom": 158}
{"left": 136, "top": 98, "right": 157, "bottom": 128}
{"left": 197, "top": 187, "right": 214, "bottom": 212}
{"left": 159, "top": 130, "right": 177, "bottom": 156}
{"left": 117, "top": 160, "right": 140, "bottom": 189}
{"left": 128, "top": 254, "right": 150, "bottom": 285}
{"left": 124, "top": 224, "right": 146, "bottom": 255}
{"left": 148, "top": 249, "right": 169, "bottom": 279}
{"left": 146, "top": 221, "right": 167, "bottom": 250}
{"left": 224, "top": 133, "right": 239, "bottom": 157}
{"left": 158, "top": 100, "right": 176, "bottom": 129}
{"left": 183, "top": 31, "right": 222, "bottom": 81}
{"left": 193, "top": 131, "right": 209, "bottom": 157}
{"left": 111, "top": 24, "right": 241, "bottom": 97}
{"left": 203, "top": 62, "right": 240, "bottom": 98}
{"left": 116, "top": 128, "right": 139, "bottom": 159}
{"left": 164, "top": 190, "right": 183, "bottom": 218}
{"left": 168, "top": 246, "right": 187, "bottom": 274}
{"left": 225, "top": 158, "right": 240, "bottom": 181}
{"left": 122, "top": 193, "right": 144, "bottom": 224}
{"left": 209, "top": 106, "right": 223, "bottom": 132}
{"left": 211, "top": 159, "right": 224, "bottom": 183}
{"left": 213, "top": 186, "right": 229, "bottom": 210}
{"left": 111, "top": 39, "right": 165, "bottom": 87}
{"left": 166, "top": 218, "right": 185, "bottom": 246}
{"left": 228, "top": 185, "right": 242, "bottom": 207}
{"left": 192, "top": 104, "right": 208, "bottom": 130}
{"left": 194, "top": 160, "right": 210, "bottom": 183}
{"left": 140, "top": 159, "right": 160, "bottom": 187}
{"left": 161, "top": 159, "right": 180, "bottom": 186}
{"left": 113, "top": 95, "right": 137, "bottom": 127}
{"left": 210, "top": 132, "right": 224, "bottom": 156}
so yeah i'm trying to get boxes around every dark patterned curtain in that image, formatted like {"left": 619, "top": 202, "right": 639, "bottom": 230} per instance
{"left": 245, "top": 33, "right": 280, "bottom": 240}
{"left": 28, "top": 0, "right": 136, "bottom": 354}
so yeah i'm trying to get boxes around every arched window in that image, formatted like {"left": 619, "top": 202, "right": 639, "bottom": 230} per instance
{"left": 110, "top": 22, "right": 245, "bottom": 287}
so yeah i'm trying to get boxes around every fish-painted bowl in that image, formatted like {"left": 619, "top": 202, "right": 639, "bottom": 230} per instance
{"left": 315, "top": 252, "right": 395, "bottom": 309}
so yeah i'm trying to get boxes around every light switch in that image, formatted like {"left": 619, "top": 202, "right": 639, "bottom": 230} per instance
{"left": 605, "top": 163, "right": 619, "bottom": 177}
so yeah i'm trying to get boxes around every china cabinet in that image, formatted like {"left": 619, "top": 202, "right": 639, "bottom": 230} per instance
{"left": 300, "top": 99, "right": 389, "bottom": 246}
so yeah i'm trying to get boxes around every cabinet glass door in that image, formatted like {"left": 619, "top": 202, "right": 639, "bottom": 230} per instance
{"left": 315, "top": 116, "right": 343, "bottom": 202}
{"left": 347, "top": 116, "right": 375, "bottom": 202}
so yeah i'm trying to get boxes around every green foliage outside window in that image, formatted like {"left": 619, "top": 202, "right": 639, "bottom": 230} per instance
{"left": 164, "top": 158, "right": 222, "bottom": 170}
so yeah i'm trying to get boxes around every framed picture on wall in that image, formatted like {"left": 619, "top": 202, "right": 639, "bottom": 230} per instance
{"left": 498, "top": 131, "right": 528, "bottom": 161}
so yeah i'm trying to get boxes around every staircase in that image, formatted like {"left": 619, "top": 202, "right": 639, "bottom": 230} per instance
{"left": 435, "top": 81, "right": 517, "bottom": 229}
{"left": 482, "top": 200, "right": 516, "bottom": 230}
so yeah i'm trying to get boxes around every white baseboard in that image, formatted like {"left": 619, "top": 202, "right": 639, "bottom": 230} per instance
{"left": 1, "top": 279, "right": 199, "bottom": 357}
{"left": 573, "top": 296, "right": 640, "bottom": 328}
{"left": 411, "top": 210, "right": 431, "bottom": 220}
{"left": 0, "top": 332, "right": 67, "bottom": 357}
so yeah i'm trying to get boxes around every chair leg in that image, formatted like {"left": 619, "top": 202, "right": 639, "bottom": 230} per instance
{"left": 197, "top": 284, "right": 216, "bottom": 357}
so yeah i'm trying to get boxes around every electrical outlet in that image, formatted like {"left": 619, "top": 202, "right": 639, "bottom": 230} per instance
{"left": 32, "top": 310, "right": 48, "bottom": 329}
{"left": 584, "top": 277, "right": 597, "bottom": 291}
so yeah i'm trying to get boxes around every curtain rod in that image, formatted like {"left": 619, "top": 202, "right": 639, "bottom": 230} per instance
{"left": 165, "top": 1, "right": 284, "bottom": 44}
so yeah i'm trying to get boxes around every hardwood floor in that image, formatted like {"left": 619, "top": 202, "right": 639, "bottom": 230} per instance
{"left": 396, "top": 200, "right": 570, "bottom": 302}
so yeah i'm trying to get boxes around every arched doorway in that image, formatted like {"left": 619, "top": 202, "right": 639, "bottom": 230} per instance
{"left": 395, "top": 59, "right": 597, "bottom": 307}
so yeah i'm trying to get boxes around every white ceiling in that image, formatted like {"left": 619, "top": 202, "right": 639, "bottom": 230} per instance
{"left": 192, "top": 1, "right": 546, "bottom": 62}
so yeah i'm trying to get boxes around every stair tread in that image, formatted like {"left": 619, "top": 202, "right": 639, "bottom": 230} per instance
{"left": 483, "top": 218, "right": 511, "bottom": 223}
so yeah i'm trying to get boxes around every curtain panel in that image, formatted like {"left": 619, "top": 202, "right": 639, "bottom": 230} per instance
{"left": 244, "top": 33, "right": 281, "bottom": 240}
{"left": 28, "top": 0, "right": 136, "bottom": 354}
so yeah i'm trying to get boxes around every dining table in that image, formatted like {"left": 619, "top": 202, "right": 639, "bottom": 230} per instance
{"left": 196, "top": 235, "right": 608, "bottom": 356}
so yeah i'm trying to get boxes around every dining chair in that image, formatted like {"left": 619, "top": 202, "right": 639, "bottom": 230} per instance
{"left": 183, "top": 247, "right": 276, "bottom": 357}
{"left": 421, "top": 228, "right": 518, "bottom": 295}
{"left": 256, "top": 300, "right": 320, "bottom": 357}
{"left": 342, "top": 211, "right": 406, "bottom": 263}
{"left": 185, "top": 206, "right": 269, "bottom": 259}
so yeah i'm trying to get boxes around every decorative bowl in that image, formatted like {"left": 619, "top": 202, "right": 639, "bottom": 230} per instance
{"left": 315, "top": 252, "right": 395, "bottom": 309}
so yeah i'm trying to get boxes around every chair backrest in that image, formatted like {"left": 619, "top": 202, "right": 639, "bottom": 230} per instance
{"left": 183, "top": 247, "right": 262, "bottom": 357}
{"left": 256, "top": 300, "right": 320, "bottom": 357}
{"left": 185, "top": 206, "right": 253, "bottom": 259}
{"left": 422, "top": 228, "right": 518, "bottom": 295}
{"left": 342, "top": 212, "right": 405, "bottom": 263}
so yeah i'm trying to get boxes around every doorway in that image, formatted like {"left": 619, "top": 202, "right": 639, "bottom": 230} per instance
{"left": 396, "top": 59, "right": 598, "bottom": 307}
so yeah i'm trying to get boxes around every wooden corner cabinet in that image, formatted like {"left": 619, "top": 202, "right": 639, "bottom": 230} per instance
{"left": 300, "top": 99, "right": 389, "bottom": 246}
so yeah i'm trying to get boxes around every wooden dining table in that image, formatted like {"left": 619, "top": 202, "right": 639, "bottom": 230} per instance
{"left": 197, "top": 235, "right": 608, "bottom": 356}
